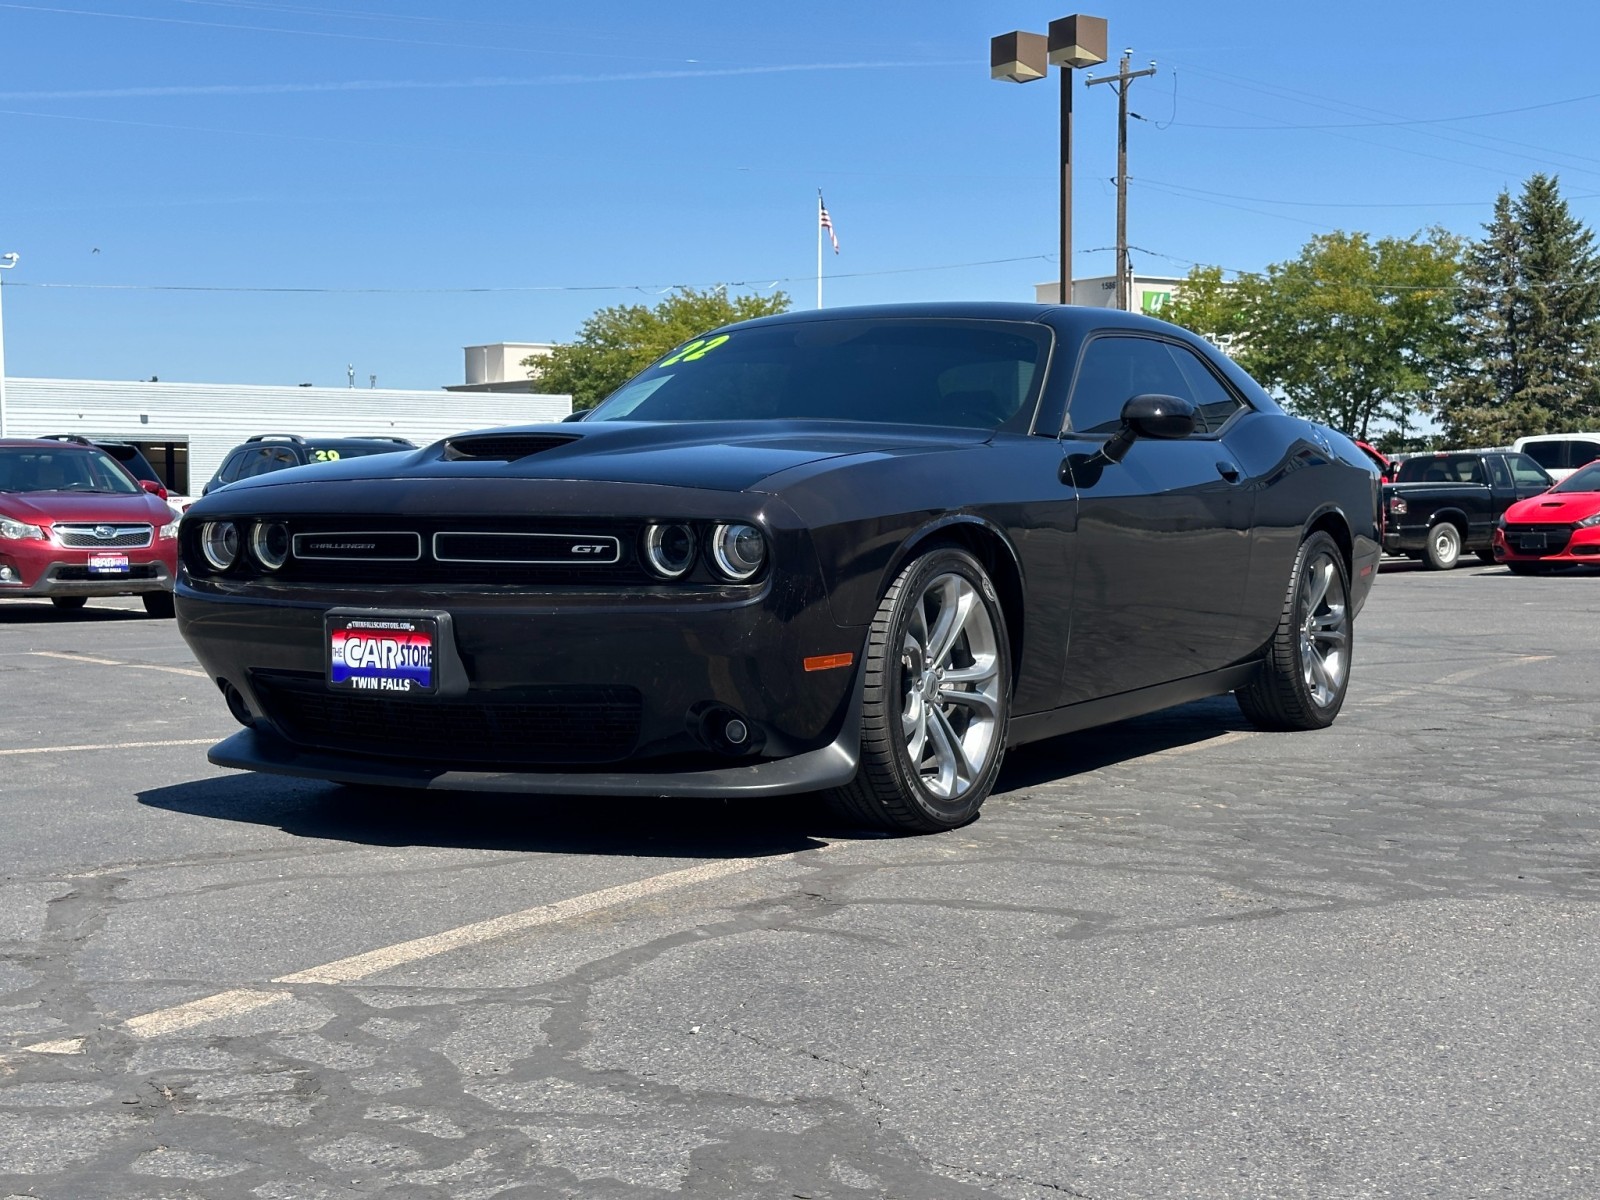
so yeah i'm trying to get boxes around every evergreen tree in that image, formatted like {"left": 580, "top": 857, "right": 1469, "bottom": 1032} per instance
{"left": 1441, "top": 174, "right": 1600, "bottom": 444}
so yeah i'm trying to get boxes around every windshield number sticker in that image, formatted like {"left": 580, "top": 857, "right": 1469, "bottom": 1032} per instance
{"left": 312, "top": 450, "right": 342, "bottom": 462}
{"left": 658, "top": 334, "right": 730, "bottom": 368}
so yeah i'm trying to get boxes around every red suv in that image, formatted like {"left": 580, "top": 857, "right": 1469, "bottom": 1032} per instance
{"left": 0, "top": 438, "right": 180, "bottom": 616}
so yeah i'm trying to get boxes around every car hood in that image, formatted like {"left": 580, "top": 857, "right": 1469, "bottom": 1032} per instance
{"left": 223, "top": 420, "right": 992, "bottom": 496}
{"left": 0, "top": 491, "right": 172, "bottom": 525}
{"left": 1506, "top": 492, "right": 1600, "bottom": 522}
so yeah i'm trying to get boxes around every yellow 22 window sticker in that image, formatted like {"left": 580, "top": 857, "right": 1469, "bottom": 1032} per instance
{"left": 312, "top": 449, "right": 342, "bottom": 462}
{"left": 657, "top": 334, "right": 730, "bottom": 368}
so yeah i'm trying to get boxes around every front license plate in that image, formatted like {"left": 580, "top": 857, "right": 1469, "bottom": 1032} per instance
{"left": 327, "top": 614, "right": 437, "bottom": 696}
{"left": 87, "top": 553, "right": 129, "bottom": 574}
{"left": 1518, "top": 533, "right": 1548, "bottom": 551}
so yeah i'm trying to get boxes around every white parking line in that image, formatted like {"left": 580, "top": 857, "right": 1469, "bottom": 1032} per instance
{"left": 38, "top": 851, "right": 820, "bottom": 1046}
{"left": 30, "top": 650, "right": 207, "bottom": 679}
{"left": 0, "top": 738, "right": 217, "bottom": 756}
{"left": 1353, "top": 654, "right": 1554, "bottom": 708}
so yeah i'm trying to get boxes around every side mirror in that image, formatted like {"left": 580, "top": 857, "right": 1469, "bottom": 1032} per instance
{"left": 140, "top": 479, "right": 169, "bottom": 501}
{"left": 561, "top": 409, "right": 588, "bottom": 423}
{"left": 1101, "top": 393, "right": 1197, "bottom": 463}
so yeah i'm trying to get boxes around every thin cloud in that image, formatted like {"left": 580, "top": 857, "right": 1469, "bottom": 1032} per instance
{"left": 0, "top": 61, "right": 964, "bottom": 102}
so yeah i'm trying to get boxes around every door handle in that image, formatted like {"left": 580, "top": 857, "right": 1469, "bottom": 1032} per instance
{"left": 1216, "top": 460, "right": 1241, "bottom": 483}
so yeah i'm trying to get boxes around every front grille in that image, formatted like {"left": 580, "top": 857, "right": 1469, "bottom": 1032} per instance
{"left": 1504, "top": 522, "right": 1573, "bottom": 554}
{"left": 55, "top": 524, "right": 153, "bottom": 549}
{"left": 252, "top": 673, "right": 643, "bottom": 765}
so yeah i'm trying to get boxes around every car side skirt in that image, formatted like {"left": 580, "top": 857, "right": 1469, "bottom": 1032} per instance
{"left": 1006, "top": 663, "right": 1262, "bottom": 748}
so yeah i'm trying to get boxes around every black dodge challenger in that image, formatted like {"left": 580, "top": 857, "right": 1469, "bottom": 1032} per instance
{"left": 176, "top": 303, "right": 1381, "bottom": 833}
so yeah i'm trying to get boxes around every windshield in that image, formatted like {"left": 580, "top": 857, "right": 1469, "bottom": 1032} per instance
{"left": 585, "top": 318, "right": 1051, "bottom": 430}
{"left": 1552, "top": 462, "right": 1600, "bottom": 493}
{"left": 0, "top": 447, "right": 143, "bottom": 495}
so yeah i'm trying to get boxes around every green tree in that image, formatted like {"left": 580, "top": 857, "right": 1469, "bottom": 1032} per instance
{"left": 1164, "top": 231, "right": 1461, "bottom": 441}
{"left": 1440, "top": 174, "right": 1600, "bottom": 445}
{"left": 529, "top": 286, "right": 790, "bottom": 411}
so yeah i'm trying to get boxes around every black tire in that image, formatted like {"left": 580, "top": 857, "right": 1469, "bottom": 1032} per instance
{"left": 1475, "top": 548, "right": 1497, "bottom": 565}
{"left": 1506, "top": 562, "right": 1547, "bottom": 576}
{"left": 826, "top": 547, "right": 1011, "bottom": 834}
{"left": 1236, "top": 531, "right": 1352, "bottom": 731}
{"left": 50, "top": 596, "right": 87, "bottom": 612}
{"left": 1422, "top": 521, "right": 1462, "bottom": 570}
{"left": 142, "top": 591, "right": 176, "bottom": 618}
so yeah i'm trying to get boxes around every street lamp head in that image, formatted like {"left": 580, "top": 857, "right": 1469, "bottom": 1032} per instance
{"left": 0, "top": 253, "right": 18, "bottom": 267}
{"left": 1047, "top": 14, "right": 1108, "bottom": 69}
{"left": 990, "top": 31, "right": 1048, "bottom": 83}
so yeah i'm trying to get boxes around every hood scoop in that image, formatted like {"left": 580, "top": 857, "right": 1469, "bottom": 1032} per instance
{"left": 442, "top": 433, "right": 578, "bottom": 462}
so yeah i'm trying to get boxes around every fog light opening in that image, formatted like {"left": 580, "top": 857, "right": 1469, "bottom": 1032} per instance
{"left": 219, "top": 680, "right": 255, "bottom": 728}
{"left": 690, "top": 704, "right": 764, "bottom": 757}
{"left": 0, "top": 566, "right": 16, "bottom": 583}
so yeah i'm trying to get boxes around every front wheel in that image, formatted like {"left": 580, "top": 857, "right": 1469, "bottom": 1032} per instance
{"left": 1423, "top": 522, "right": 1462, "bottom": 570}
{"left": 827, "top": 548, "right": 1011, "bottom": 834}
{"left": 142, "top": 591, "right": 176, "bottom": 618}
{"left": 50, "top": 596, "right": 87, "bottom": 612}
{"left": 1236, "top": 531, "right": 1352, "bottom": 731}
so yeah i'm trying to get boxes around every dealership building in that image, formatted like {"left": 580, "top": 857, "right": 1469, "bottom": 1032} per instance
{"left": 0, "top": 343, "right": 568, "bottom": 496}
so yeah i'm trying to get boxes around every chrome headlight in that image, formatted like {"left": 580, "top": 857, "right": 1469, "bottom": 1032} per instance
{"left": 1577, "top": 513, "right": 1600, "bottom": 528}
{"left": 0, "top": 517, "right": 45, "bottom": 541}
{"left": 250, "top": 522, "right": 290, "bottom": 570}
{"left": 709, "top": 523, "right": 767, "bottom": 581}
{"left": 200, "top": 521, "right": 240, "bottom": 571}
{"left": 643, "top": 523, "right": 695, "bottom": 578}
{"left": 159, "top": 517, "right": 182, "bottom": 541}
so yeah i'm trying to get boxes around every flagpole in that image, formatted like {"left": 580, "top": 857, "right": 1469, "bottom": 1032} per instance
{"left": 816, "top": 194, "right": 824, "bottom": 309}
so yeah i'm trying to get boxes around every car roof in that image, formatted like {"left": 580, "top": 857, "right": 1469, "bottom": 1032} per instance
{"left": 0, "top": 437, "right": 103, "bottom": 452}
{"left": 718, "top": 300, "right": 1188, "bottom": 338}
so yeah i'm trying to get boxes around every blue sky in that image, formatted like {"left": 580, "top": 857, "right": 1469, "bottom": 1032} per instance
{"left": 2, "top": 0, "right": 1599, "bottom": 390}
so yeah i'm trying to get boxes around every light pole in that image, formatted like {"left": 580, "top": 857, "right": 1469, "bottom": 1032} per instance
{"left": 0, "top": 252, "right": 17, "bottom": 438}
{"left": 991, "top": 15, "right": 1107, "bottom": 305}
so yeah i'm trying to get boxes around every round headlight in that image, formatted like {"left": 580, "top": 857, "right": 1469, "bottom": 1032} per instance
{"left": 200, "top": 521, "right": 240, "bottom": 571}
{"left": 643, "top": 523, "right": 696, "bottom": 578}
{"left": 250, "top": 522, "right": 290, "bottom": 570}
{"left": 710, "top": 523, "right": 766, "bottom": 581}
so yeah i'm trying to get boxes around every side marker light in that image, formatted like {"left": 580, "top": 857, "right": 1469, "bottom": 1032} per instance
{"left": 804, "top": 653, "right": 855, "bottom": 672}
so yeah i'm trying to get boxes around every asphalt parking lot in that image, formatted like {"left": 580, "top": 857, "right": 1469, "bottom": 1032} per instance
{"left": 2, "top": 563, "right": 1597, "bottom": 1199}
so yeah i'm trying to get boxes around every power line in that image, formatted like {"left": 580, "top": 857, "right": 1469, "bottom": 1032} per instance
{"left": 4, "top": 254, "right": 1059, "bottom": 297}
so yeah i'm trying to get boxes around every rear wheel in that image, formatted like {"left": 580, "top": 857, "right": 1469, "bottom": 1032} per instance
{"left": 142, "top": 592, "right": 176, "bottom": 618}
{"left": 827, "top": 547, "right": 1010, "bottom": 834}
{"left": 1423, "top": 522, "right": 1462, "bottom": 570}
{"left": 50, "top": 596, "right": 87, "bottom": 612}
{"left": 1236, "top": 531, "right": 1351, "bottom": 731}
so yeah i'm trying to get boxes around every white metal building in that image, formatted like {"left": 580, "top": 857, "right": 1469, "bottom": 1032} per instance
{"left": 1035, "top": 274, "right": 1187, "bottom": 318}
{"left": 0, "top": 376, "right": 571, "bottom": 495}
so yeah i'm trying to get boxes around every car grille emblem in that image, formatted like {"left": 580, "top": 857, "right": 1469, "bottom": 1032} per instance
{"left": 94, "top": 525, "right": 116, "bottom": 540}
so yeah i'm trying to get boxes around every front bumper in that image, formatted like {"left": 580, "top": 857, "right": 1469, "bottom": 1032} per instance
{"left": 0, "top": 558, "right": 174, "bottom": 597}
{"left": 178, "top": 576, "right": 868, "bottom": 791}
{"left": 1493, "top": 525, "right": 1600, "bottom": 563}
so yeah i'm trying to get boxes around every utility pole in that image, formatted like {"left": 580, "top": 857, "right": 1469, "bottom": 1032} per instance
{"left": 1086, "top": 51, "right": 1156, "bottom": 311}
{"left": 0, "top": 252, "right": 17, "bottom": 437}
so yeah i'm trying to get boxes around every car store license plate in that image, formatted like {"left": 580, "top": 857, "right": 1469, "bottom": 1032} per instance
{"left": 87, "top": 553, "right": 129, "bottom": 574}
{"left": 1518, "top": 533, "right": 1548, "bottom": 551}
{"left": 327, "top": 614, "right": 437, "bottom": 696}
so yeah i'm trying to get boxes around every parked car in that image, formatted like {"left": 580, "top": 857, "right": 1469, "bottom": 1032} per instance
{"left": 0, "top": 438, "right": 180, "bottom": 616}
{"left": 37, "top": 434, "right": 191, "bottom": 514}
{"left": 176, "top": 302, "right": 1380, "bottom": 833}
{"left": 1492, "top": 460, "right": 1600, "bottom": 572}
{"left": 1510, "top": 433, "right": 1600, "bottom": 483}
{"left": 202, "top": 434, "right": 416, "bottom": 496}
{"left": 1383, "top": 449, "right": 1553, "bottom": 568}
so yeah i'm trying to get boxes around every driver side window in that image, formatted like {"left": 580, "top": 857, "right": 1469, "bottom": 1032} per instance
{"left": 1066, "top": 335, "right": 1197, "bottom": 435}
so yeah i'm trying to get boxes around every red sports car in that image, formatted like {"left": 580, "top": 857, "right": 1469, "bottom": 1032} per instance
{"left": 0, "top": 438, "right": 180, "bottom": 615}
{"left": 1493, "top": 460, "right": 1600, "bottom": 573}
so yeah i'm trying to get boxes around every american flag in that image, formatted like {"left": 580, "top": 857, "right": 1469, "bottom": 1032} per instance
{"left": 819, "top": 193, "right": 839, "bottom": 254}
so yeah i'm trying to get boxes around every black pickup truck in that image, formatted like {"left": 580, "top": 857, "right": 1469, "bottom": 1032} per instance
{"left": 1383, "top": 450, "right": 1554, "bottom": 568}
